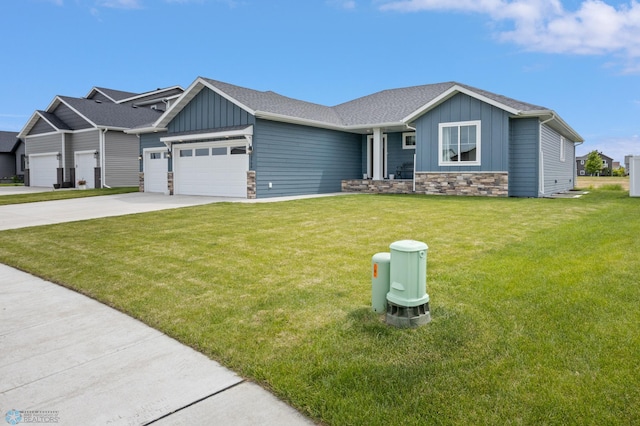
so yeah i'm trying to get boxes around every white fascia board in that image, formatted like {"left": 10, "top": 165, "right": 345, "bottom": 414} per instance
{"left": 518, "top": 110, "right": 584, "bottom": 143}
{"left": 200, "top": 79, "right": 256, "bottom": 115}
{"left": 117, "top": 86, "right": 184, "bottom": 104}
{"left": 402, "top": 85, "right": 520, "bottom": 124}
{"left": 160, "top": 125, "right": 254, "bottom": 143}
{"left": 57, "top": 97, "right": 98, "bottom": 128}
{"left": 17, "top": 111, "right": 43, "bottom": 139}
{"left": 85, "top": 87, "right": 118, "bottom": 103}
{"left": 155, "top": 78, "right": 257, "bottom": 129}
{"left": 343, "top": 122, "right": 410, "bottom": 133}
{"left": 124, "top": 126, "right": 168, "bottom": 135}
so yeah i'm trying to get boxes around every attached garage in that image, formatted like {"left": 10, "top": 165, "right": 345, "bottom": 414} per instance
{"left": 29, "top": 153, "right": 59, "bottom": 187}
{"left": 143, "top": 149, "right": 169, "bottom": 193}
{"left": 173, "top": 141, "right": 248, "bottom": 197}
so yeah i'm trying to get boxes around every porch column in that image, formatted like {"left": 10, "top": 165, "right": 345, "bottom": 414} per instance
{"left": 373, "top": 128, "right": 383, "bottom": 181}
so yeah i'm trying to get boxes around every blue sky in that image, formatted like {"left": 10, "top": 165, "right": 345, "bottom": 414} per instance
{"left": 1, "top": 0, "right": 639, "bottom": 164}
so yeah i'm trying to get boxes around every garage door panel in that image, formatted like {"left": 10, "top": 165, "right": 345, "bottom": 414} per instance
{"left": 29, "top": 154, "right": 58, "bottom": 187}
{"left": 174, "top": 144, "right": 247, "bottom": 198}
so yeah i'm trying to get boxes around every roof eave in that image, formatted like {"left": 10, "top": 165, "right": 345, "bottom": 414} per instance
{"left": 517, "top": 110, "right": 584, "bottom": 143}
{"left": 124, "top": 127, "right": 168, "bottom": 135}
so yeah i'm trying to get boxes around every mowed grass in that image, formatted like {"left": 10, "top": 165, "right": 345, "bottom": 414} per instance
{"left": 0, "top": 187, "right": 138, "bottom": 206}
{"left": 1, "top": 190, "right": 639, "bottom": 425}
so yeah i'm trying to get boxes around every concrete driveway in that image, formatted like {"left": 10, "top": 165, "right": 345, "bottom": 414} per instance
{"left": 0, "top": 192, "right": 242, "bottom": 231}
{"left": 0, "top": 190, "right": 315, "bottom": 425}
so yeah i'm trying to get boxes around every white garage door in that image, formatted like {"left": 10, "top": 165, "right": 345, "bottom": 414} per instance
{"left": 29, "top": 153, "right": 59, "bottom": 187}
{"left": 75, "top": 151, "right": 97, "bottom": 189}
{"left": 174, "top": 142, "right": 248, "bottom": 197}
{"left": 144, "top": 149, "right": 168, "bottom": 194}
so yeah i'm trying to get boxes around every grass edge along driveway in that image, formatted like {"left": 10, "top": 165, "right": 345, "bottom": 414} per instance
{"left": 1, "top": 190, "right": 638, "bottom": 425}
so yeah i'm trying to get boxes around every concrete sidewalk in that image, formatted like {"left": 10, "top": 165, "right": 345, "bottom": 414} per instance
{"left": 0, "top": 264, "right": 314, "bottom": 425}
{"left": 0, "top": 191, "right": 317, "bottom": 425}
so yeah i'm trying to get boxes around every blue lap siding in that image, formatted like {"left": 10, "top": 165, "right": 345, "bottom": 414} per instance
{"left": 253, "top": 119, "right": 361, "bottom": 198}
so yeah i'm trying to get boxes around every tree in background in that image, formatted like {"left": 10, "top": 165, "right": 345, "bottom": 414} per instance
{"left": 585, "top": 151, "right": 604, "bottom": 176}
{"left": 613, "top": 167, "right": 626, "bottom": 177}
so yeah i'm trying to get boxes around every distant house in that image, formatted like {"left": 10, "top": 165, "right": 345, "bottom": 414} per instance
{"left": 0, "top": 131, "right": 25, "bottom": 182}
{"left": 19, "top": 86, "right": 183, "bottom": 188}
{"left": 576, "top": 152, "right": 614, "bottom": 176}
{"left": 129, "top": 77, "right": 583, "bottom": 198}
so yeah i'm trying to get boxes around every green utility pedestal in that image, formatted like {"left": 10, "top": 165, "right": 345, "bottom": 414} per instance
{"left": 386, "top": 240, "right": 431, "bottom": 328}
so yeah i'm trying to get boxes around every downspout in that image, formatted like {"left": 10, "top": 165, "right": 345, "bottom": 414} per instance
{"left": 538, "top": 113, "right": 555, "bottom": 197}
{"left": 100, "top": 128, "right": 110, "bottom": 188}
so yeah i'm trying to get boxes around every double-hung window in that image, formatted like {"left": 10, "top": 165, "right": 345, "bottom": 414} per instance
{"left": 438, "top": 120, "right": 481, "bottom": 166}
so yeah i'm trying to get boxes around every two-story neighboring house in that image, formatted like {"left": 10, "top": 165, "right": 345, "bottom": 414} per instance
{"left": 576, "top": 152, "right": 614, "bottom": 176}
{"left": 19, "top": 86, "right": 183, "bottom": 188}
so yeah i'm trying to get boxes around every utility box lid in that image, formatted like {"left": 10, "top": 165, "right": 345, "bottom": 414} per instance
{"left": 389, "top": 240, "right": 428, "bottom": 252}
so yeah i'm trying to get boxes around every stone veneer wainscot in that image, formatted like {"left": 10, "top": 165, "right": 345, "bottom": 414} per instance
{"left": 342, "top": 172, "right": 509, "bottom": 197}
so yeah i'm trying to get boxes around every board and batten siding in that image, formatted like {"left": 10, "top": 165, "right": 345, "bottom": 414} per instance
{"left": 540, "top": 124, "right": 576, "bottom": 196}
{"left": 413, "top": 93, "right": 510, "bottom": 172}
{"left": 52, "top": 103, "right": 92, "bottom": 130}
{"left": 168, "top": 87, "right": 255, "bottom": 134}
{"left": 253, "top": 119, "right": 361, "bottom": 198}
{"left": 25, "top": 133, "right": 62, "bottom": 155}
{"left": 509, "top": 118, "right": 539, "bottom": 197}
{"left": 104, "top": 132, "right": 139, "bottom": 187}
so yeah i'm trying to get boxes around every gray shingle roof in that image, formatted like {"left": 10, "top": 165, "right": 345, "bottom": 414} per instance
{"left": 0, "top": 131, "right": 19, "bottom": 153}
{"left": 93, "top": 87, "right": 139, "bottom": 102}
{"left": 202, "top": 78, "right": 344, "bottom": 126}
{"left": 201, "top": 78, "right": 548, "bottom": 128}
{"left": 37, "top": 110, "right": 72, "bottom": 131}
{"left": 60, "top": 97, "right": 164, "bottom": 129}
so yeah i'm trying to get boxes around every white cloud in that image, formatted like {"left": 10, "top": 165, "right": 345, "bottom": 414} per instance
{"left": 328, "top": 0, "right": 357, "bottom": 10}
{"left": 379, "top": 1, "right": 640, "bottom": 62}
{"left": 95, "top": 0, "right": 143, "bottom": 9}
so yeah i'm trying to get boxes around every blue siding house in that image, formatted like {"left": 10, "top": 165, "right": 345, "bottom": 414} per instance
{"left": 131, "top": 77, "right": 583, "bottom": 198}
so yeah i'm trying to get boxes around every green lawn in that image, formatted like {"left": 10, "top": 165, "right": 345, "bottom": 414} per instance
{"left": 1, "top": 189, "right": 638, "bottom": 425}
{"left": 0, "top": 187, "right": 138, "bottom": 206}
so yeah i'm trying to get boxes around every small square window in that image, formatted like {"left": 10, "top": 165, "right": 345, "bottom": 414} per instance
{"left": 179, "top": 149, "right": 193, "bottom": 157}
{"left": 150, "top": 152, "right": 162, "bottom": 160}
{"left": 212, "top": 147, "right": 227, "bottom": 156}
{"left": 402, "top": 132, "right": 416, "bottom": 150}
{"left": 230, "top": 146, "right": 247, "bottom": 155}
{"left": 195, "top": 148, "right": 209, "bottom": 156}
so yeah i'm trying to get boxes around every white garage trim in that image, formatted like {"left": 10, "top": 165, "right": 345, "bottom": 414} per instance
{"left": 28, "top": 152, "right": 60, "bottom": 188}
{"left": 74, "top": 150, "right": 98, "bottom": 189}
{"left": 143, "top": 147, "right": 169, "bottom": 194}
{"left": 160, "top": 125, "right": 253, "bottom": 144}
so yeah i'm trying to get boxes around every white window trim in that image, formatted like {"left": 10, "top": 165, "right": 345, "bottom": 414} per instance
{"left": 438, "top": 120, "right": 481, "bottom": 166}
{"left": 402, "top": 132, "right": 416, "bottom": 150}
{"left": 560, "top": 136, "right": 566, "bottom": 162}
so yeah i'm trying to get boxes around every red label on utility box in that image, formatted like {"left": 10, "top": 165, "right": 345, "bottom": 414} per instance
{"left": 373, "top": 263, "right": 378, "bottom": 278}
